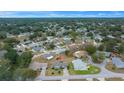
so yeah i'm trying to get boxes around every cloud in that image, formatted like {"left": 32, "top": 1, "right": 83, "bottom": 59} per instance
{"left": 0, "top": 11, "right": 15, "bottom": 17}
{"left": 0, "top": 11, "right": 124, "bottom": 18}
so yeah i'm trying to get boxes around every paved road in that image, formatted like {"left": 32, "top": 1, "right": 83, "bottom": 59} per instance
{"left": 35, "top": 56, "right": 124, "bottom": 81}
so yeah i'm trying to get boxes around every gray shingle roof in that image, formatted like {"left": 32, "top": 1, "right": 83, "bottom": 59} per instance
{"left": 72, "top": 59, "right": 88, "bottom": 70}
{"left": 112, "top": 57, "right": 124, "bottom": 68}
{"left": 51, "top": 62, "right": 67, "bottom": 69}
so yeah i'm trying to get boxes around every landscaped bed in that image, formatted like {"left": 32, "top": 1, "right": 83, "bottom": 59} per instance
{"left": 69, "top": 79, "right": 88, "bottom": 81}
{"left": 45, "top": 68, "right": 63, "bottom": 76}
{"left": 68, "top": 63, "right": 100, "bottom": 75}
{"left": 105, "top": 77, "right": 124, "bottom": 81}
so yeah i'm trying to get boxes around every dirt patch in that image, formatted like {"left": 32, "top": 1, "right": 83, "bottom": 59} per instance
{"left": 106, "top": 63, "right": 124, "bottom": 73}
{"left": 45, "top": 68, "right": 63, "bottom": 76}
{"left": 32, "top": 54, "right": 74, "bottom": 65}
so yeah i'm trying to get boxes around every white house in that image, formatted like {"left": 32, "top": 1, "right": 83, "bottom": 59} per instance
{"left": 72, "top": 59, "right": 88, "bottom": 70}
{"left": 52, "top": 47, "right": 66, "bottom": 54}
{"left": 42, "top": 52, "right": 55, "bottom": 60}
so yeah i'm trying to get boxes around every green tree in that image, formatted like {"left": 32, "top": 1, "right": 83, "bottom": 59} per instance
{"left": 4, "top": 38, "right": 18, "bottom": 44}
{"left": 0, "top": 32, "right": 6, "bottom": 39}
{"left": 117, "top": 43, "right": 124, "bottom": 54}
{"left": 92, "top": 52, "right": 105, "bottom": 63}
{"left": 17, "top": 51, "right": 32, "bottom": 68}
{"left": 46, "top": 42, "right": 55, "bottom": 50}
{"left": 3, "top": 43, "right": 13, "bottom": 51}
{"left": 4, "top": 49, "right": 18, "bottom": 64}
{"left": 98, "top": 44, "right": 105, "bottom": 51}
{"left": 87, "top": 32, "right": 93, "bottom": 37}
{"left": 85, "top": 45, "right": 96, "bottom": 55}
{"left": 92, "top": 53, "right": 98, "bottom": 62}
{"left": 69, "top": 31, "right": 79, "bottom": 39}
{"left": 65, "top": 50, "right": 73, "bottom": 57}
{"left": 13, "top": 68, "right": 37, "bottom": 81}
{"left": 0, "top": 59, "right": 12, "bottom": 80}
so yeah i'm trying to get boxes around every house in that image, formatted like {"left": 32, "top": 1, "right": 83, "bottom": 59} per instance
{"left": 72, "top": 59, "right": 88, "bottom": 70}
{"left": 15, "top": 44, "right": 26, "bottom": 52}
{"left": 120, "top": 35, "right": 124, "bottom": 40}
{"left": 32, "top": 46, "right": 45, "bottom": 52}
{"left": 73, "top": 51, "right": 88, "bottom": 58}
{"left": 112, "top": 57, "right": 124, "bottom": 68}
{"left": 107, "top": 35, "right": 115, "bottom": 39}
{"left": 6, "top": 33, "right": 16, "bottom": 38}
{"left": 95, "top": 35, "right": 103, "bottom": 41}
{"left": 32, "top": 46, "right": 41, "bottom": 52}
{"left": 67, "top": 43, "right": 81, "bottom": 52}
{"left": 52, "top": 48, "right": 66, "bottom": 54}
{"left": 63, "top": 37, "right": 71, "bottom": 44}
{"left": 51, "top": 61, "right": 67, "bottom": 69}
{"left": 42, "top": 52, "right": 55, "bottom": 60}
{"left": 23, "top": 40, "right": 32, "bottom": 45}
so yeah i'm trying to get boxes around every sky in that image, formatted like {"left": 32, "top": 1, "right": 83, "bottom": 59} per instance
{"left": 0, "top": 11, "right": 124, "bottom": 18}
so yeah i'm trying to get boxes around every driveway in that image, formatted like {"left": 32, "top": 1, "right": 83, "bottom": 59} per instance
{"left": 35, "top": 63, "right": 47, "bottom": 80}
{"left": 63, "top": 67, "right": 69, "bottom": 76}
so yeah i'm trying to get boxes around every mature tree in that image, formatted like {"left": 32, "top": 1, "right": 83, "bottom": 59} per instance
{"left": 3, "top": 43, "right": 13, "bottom": 51}
{"left": 69, "top": 31, "right": 79, "bottom": 39}
{"left": 92, "top": 52, "right": 105, "bottom": 63}
{"left": 87, "top": 32, "right": 93, "bottom": 37}
{"left": 0, "top": 32, "right": 6, "bottom": 39}
{"left": 4, "top": 49, "right": 18, "bottom": 64}
{"left": 117, "top": 43, "right": 124, "bottom": 54}
{"left": 65, "top": 50, "right": 73, "bottom": 57}
{"left": 17, "top": 51, "right": 32, "bottom": 68}
{"left": 85, "top": 45, "right": 96, "bottom": 55}
{"left": 0, "top": 59, "right": 12, "bottom": 80}
{"left": 102, "top": 38, "right": 118, "bottom": 52}
{"left": 46, "top": 42, "right": 55, "bottom": 50}
{"left": 29, "top": 32, "right": 39, "bottom": 40}
{"left": 4, "top": 38, "right": 19, "bottom": 44}
{"left": 98, "top": 44, "right": 105, "bottom": 51}
{"left": 13, "top": 68, "right": 37, "bottom": 81}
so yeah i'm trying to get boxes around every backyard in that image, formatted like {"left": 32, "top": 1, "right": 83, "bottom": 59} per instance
{"left": 32, "top": 54, "right": 74, "bottom": 64}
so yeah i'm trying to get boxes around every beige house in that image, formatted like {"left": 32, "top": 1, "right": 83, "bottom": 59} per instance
{"left": 73, "top": 51, "right": 88, "bottom": 58}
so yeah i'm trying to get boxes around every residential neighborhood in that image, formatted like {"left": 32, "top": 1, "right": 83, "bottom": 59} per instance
{"left": 1, "top": 17, "right": 124, "bottom": 81}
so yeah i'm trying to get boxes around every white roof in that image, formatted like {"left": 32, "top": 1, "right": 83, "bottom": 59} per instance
{"left": 72, "top": 59, "right": 88, "bottom": 70}
{"left": 52, "top": 48, "right": 66, "bottom": 54}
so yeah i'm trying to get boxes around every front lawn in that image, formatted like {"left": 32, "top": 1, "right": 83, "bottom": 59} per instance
{"left": 45, "top": 68, "right": 63, "bottom": 76}
{"left": 68, "top": 63, "right": 100, "bottom": 75}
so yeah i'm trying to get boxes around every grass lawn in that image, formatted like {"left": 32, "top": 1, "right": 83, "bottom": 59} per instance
{"left": 45, "top": 68, "right": 63, "bottom": 76}
{"left": 68, "top": 63, "right": 100, "bottom": 75}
